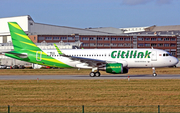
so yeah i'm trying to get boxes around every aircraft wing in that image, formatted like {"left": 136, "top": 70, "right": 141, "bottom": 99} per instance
{"left": 54, "top": 44, "right": 117, "bottom": 67}
{"left": 63, "top": 55, "right": 108, "bottom": 67}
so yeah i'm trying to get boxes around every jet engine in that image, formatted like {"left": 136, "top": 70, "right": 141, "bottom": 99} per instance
{"left": 99, "top": 63, "right": 128, "bottom": 74}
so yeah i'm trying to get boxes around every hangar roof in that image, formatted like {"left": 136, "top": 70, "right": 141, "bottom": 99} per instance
{"left": 29, "top": 23, "right": 119, "bottom": 36}
{"left": 86, "top": 27, "right": 123, "bottom": 34}
{"left": 0, "top": 15, "right": 180, "bottom": 36}
{"left": 0, "top": 15, "right": 123, "bottom": 36}
{"left": 151, "top": 25, "right": 180, "bottom": 32}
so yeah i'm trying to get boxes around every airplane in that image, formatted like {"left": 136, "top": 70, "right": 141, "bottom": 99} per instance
{"left": 2, "top": 22, "right": 179, "bottom": 77}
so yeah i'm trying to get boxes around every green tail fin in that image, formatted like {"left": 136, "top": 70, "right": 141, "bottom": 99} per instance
{"left": 8, "top": 22, "right": 41, "bottom": 51}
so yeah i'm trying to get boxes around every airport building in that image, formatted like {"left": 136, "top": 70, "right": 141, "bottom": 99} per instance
{"left": 0, "top": 15, "right": 180, "bottom": 67}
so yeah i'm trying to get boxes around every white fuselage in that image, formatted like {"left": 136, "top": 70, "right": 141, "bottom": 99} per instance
{"left": 42, "top": 48, "right": 178, "bottom": 69}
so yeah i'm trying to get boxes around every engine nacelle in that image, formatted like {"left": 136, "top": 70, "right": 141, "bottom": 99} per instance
{"left": 99, "top": 63, "right": 128, "bottom": 74}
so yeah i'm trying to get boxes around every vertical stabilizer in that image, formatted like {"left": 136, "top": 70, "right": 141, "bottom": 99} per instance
{"left": 8, "top": 22, "right": 41, "bottom": 51}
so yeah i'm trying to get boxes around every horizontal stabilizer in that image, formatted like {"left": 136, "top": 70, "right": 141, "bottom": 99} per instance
{"left": 3, "top": 51, "right": 28, "bottom": 58}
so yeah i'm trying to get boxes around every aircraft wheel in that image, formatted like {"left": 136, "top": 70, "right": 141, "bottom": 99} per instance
{"left": 89, "top": 72, "right": 95, "bottom": 77}
{"left": 152, "top": 73, "right": 157, "bottom": 77}
{"left": 95, "top": 72, "right": 101, "bottom": 77}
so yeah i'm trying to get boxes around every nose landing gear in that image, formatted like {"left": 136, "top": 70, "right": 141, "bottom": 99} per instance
{"left": 152, "top": 67, "right": 157, "bottom": 77}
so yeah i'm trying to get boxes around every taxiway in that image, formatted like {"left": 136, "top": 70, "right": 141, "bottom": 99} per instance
{"left": 0, "top": 74, "right": 180, "bottom": 80}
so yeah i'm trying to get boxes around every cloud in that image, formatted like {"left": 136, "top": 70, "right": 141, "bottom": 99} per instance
{"left": 122, "top": 0, "right": 175, "bottom": 6}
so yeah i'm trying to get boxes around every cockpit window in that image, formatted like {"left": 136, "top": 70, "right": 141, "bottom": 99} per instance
{"left": 163, "top": 53, "right": 172, "bottom": 57}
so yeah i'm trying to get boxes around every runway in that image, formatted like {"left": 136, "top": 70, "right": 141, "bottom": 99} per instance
{"left": 1, "top": 74, "right": 180, "bottom": 80}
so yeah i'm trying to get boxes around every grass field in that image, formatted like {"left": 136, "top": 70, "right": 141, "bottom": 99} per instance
{"left": 0, "top": 68, "right": 180, "bottom": 112}
{"left": 0, "top": 79, "right": 180, "bottom": 112}
{"left": 0, "top": 67, "right": 180, "bottom": 75}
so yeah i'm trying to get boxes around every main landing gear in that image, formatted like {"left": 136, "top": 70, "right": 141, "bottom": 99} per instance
{"left": 89, "top": 72, "right": 101, "bottom": 77}
{"left": 152, "top": 67, "right": 157, "bottom": 77}
{"left": 89, "top": 67, "right": 101, "bottom": 77}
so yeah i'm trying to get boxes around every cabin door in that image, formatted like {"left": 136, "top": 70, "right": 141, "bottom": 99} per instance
{"left": 151, "top": 50, "right": 157, "bottom": 61}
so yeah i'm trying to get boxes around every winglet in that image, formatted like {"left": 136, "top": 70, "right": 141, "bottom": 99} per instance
{"left": 54, "top": 43, "right": 63, "bottom": 55}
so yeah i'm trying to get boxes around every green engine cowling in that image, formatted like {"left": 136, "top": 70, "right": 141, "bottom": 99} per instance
{"left": 99, "top": 63, "right": 128, "bottom": 74}
{"left": 106, "top": 63, "right": 123, "bottom": 74}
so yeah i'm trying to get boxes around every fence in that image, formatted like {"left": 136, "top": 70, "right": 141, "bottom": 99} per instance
{"left": 0, "top": 105, "right": 180, "bottom": 113}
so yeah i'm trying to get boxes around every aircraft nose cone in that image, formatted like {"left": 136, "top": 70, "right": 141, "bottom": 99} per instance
{"left": 172, "top": 57, "right": 179, "bottom": 65}
{"left": 175, "top": 58, "right": 179, "bottom": 64}
{"left": 169, "top": 57, "right": 179, "bottom": 67}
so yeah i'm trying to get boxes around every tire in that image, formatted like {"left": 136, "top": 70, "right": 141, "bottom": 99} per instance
{"left": 95, "top": 72, "right": 101, "bottom": 77}
{"left": 89, "top": 72, "right": 95, "bottom": 77}
{"left": 152, "top": 73, "right": 157, "bottom": 77}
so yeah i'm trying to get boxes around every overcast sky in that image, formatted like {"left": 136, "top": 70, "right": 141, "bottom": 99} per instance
{"left": 1, "top": 0, "right": 180, "bottom": 28}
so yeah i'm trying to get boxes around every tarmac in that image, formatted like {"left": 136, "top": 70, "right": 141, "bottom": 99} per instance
{"left": 1, "top": 74, "right": 180, "bottom": 80}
